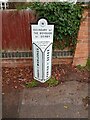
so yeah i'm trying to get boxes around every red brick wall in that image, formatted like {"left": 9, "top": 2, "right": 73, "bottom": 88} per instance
{"left": 0, "top": 11, "right": 2, "bottom": 51}
{"left": 88, "top": 9, "right": 90, "bottom": 57}
{"left": 2, "top": 58, "right": 73, "bottom": 67}
{"left": 73, "top": 8, "right": 89, "bottom": 66}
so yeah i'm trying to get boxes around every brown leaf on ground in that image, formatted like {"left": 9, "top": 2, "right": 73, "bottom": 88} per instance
{"left": 2, "top": 64, "right": 90, "bottom": 93}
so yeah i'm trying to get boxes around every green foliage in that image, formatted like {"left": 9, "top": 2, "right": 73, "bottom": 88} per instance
{"left": 24, "top": 78, "right": 59, "bottom": 88}
{"left": 46, "top": 77, "right": 59, "bottom": 87}
{"left": 29, "top": 2, "right": 83, "bottom": 50}
{"left": 86, "top": 58, "right": 90, "bottom": 71}
{"left": 25, "top": 80, "right": 38, "bottom": 88}
{"left": 16, "top": 2, "right": 83, "bottom": 51}
{"left": 76, "top": 64, "right": 85, "bottom": 70}
{"left": 76, "top": 58, "right": 90, "bottom": 71}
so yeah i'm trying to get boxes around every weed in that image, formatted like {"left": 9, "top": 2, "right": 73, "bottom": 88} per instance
{"left": 46, "top": 77, "right": 59, "bottom": 87}
{"left": 76, "top": 58, "right": 90, "bottom": 71}
{"left": 76, "top": 64, "right": 85, "bottom": 70}
{"left": 86, "top": 58, "right": 90, "bottom": 71}
{"left": 25, "top": 80, "right": 38, "bottom": 88}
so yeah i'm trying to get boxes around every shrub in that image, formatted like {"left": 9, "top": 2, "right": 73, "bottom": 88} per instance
{"left": 16, "top": 2, "right": 83, "bottom": 51}
{"left": 29, "top": 2, "right": 83, "bottom": 51}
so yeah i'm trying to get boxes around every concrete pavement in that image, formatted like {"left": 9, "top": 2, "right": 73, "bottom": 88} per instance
{"left": 2, "top": 81, "right": 89, "bottom": 118}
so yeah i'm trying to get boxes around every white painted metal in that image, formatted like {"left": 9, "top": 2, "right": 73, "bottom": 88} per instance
{"left": 57, "top": 0, "right": 77, "bottom": 4}
{"left": 31, "top": 18, "right": 54, "bottom": 83}
{"left": 0, "top": 0, "right": 8, "bottom": 9}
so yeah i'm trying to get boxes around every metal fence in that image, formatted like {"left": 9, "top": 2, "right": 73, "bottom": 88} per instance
{"left": 0, "top": 50, "right": 73, "bottom": 59}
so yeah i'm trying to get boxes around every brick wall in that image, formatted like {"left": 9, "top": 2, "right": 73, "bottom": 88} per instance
{"left": 73, "top": 8, "right": 89, "bottom": 66}
{"left": 88, "top": 9, "right": 90, "bottom": 58}
{"left": 0, "top": 11, "right": 2, "bottom": 51}
{"left": 2, "top": 58, "right": 73, "bottom": 67}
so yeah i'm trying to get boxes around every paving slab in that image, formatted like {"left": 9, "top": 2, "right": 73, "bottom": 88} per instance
{"left": 2, "top": 90, "right": 22, "bottom": 118}
{"left": 19, "top": 81, "right": 88, "bottom": 118}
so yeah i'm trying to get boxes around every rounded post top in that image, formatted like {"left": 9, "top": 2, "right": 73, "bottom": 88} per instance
{"left": 38, "top": 18, "right": 48, "bottom": 27}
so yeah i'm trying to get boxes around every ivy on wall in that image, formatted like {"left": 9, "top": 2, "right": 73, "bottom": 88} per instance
{"left": 17, "top": 2, "right": 83, "bottom": 51}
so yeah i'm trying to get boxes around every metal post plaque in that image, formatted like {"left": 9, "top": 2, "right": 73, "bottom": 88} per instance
{"left": 31, "top": 18, "right": 54, "bottom": 83}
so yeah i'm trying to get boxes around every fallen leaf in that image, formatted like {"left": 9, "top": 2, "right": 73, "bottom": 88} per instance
{"left": 64, "top": 105, "right": 68, "bottom": 109}
{"left": 2, "top": 93, "right": 5, "bottom": 95}
{"left": 14, "top": 86, "right": 17, "bottom": 89}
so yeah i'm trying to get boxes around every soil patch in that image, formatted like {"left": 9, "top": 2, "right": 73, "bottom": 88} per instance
{"left": 2, "top": 64, "right": 90, "bottom": 93}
